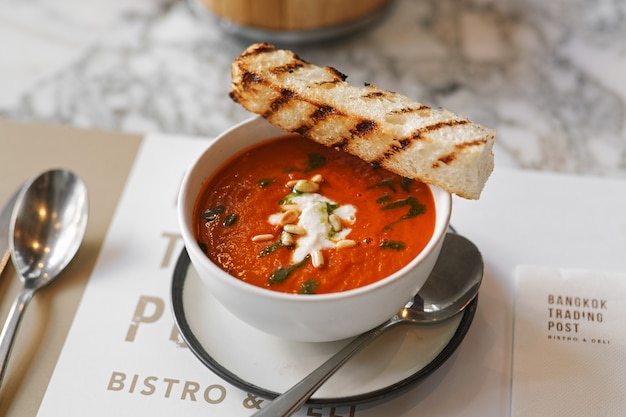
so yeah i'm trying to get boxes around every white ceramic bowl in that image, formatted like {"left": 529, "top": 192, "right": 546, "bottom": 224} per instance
{"left": 178, "top": 116, "right": 452, "bottom": 342}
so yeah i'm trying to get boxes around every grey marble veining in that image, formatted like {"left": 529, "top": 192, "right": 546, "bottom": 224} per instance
{"left": 1, "top": 0, "right": 626, "bottom": 178}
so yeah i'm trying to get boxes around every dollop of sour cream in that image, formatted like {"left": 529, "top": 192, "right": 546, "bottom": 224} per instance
{"left": 269, "top": 193, "right": 356, "bottom": 263}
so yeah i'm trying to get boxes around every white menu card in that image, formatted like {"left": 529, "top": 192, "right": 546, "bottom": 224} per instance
{"left": 511, "top": 265, "right": 626, "bottom": 416}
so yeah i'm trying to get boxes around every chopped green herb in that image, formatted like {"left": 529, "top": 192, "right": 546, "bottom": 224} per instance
{"left": 382, "top": 196, "right": 425, "bottom": 229}
{"left": 376, "top": 194, "right": 392, "bottom": 204}
{"left": 223, "top": 213, "right": 239, "bottom": 227}
{"left": 380, "top": 240, "right": 406, "bottom": 250}
{"left": 299, "top": 279, "right": 320, "bottom": 294}
{"left": 368, "top": 178, "right": 396, "bottom": 193}
{"left": 303, "top": 152, "right": 326, "bottom": 173}
{"left": 325, "top": 202, "right": 339, "bottom": 214}
{"left": 201, "top": 205, "right": 225, "bottom": 221}
{"left": 381, "top": 198, "right": 411, "bottom": 211}
{"left": 268, "top": 256, "right": 310, "bottom": 284}
{"left": 259, "top": 240, "right": 282, "bottom": 257}
{"left": 258, "top": 178, "right": 274, "bottom": 188}
{"left": 404, "top": 197, "right": 426, "bottom": 219}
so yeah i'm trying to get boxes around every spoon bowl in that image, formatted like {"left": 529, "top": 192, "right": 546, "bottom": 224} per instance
{"left": 10, "top": 169, "right": 88, "bottom": 285}
{"left": 253, "top": 232, "right": 483, "bottom": 417}
{"left": 406, "top": 232, "right": 484, "bottom": 323}
{"left": 0, "top": 169, "right": 88, "bottom": 388}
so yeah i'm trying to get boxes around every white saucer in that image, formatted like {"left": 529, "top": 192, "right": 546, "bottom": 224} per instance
{"left": 171, "top": 248, "right": 477, "bottom": 406}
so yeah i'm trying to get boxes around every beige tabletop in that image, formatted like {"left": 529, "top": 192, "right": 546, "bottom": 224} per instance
{"left": 0, "top": 121, "right": 143, "bottom": 416}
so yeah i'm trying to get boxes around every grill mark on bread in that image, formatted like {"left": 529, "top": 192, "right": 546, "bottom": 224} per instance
{"left": 388, "top": 105, "right": 434, "bottom": 120}
{"left": 237, "top": 71, "right": 264, "bottom": 93}
{"left": 436, "top": 154, "right": 456, "bottom": 166}
{"left": 312, "top": 105, "right": 339, "bottom": 119}
{"left": 272, "top": 62, "right": 304, "bottom": 75}
{"left": 410, "top": 119, "right": 470, "bottom": 140}
{"left": 378, "top": 120, "right": 471, "bottom": 166}
{"left": 352, "top": 120, "right": 377, "bottom": 136}
{"left": 390, "top": 105, "right": 431, "bottom": 115}
{"left": 317, "top": 80, "right": 342, "bottom": 88}
{"left": 266, "top": 89, "right": 298, "bottom": 117}
{"left": 391, "top": 105, "right": 431, "bottom": 113}
{"left": 420, "top": 119, "right": 469, "bottom": 133}
{"left": 456, "top": 138, "right": 488, "bottom": 149}
{"left": 304, "top": 107, "right": 330, "bottom": 134}
{"left": 293, "top": 105, "right": 344, "bottom": 137}
{"left": 382, "top": 140, "right": 412, "bottom": 160}
{"left": 338, "top": 120, "right": 378, "bottom": 153}
{"left": 431, "top": 139, "right": 487, "bottom": 169}
{"left": 326, "top": 66, "right": 347, "bottom": 81}
{"left": 376, "top": 138, "right": 415, "bottom": 165}
{"left": 398, "top": 138, "right": 411, "bottom": 148}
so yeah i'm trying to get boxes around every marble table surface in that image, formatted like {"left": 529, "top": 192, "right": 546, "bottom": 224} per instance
{"left": 1, "top": 0, "right": 626, "bottom": 178}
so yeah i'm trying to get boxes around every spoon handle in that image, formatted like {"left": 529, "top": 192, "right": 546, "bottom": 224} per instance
{"left": 0, "top": 288, "right": 35, "bottom": 388}
{"left": 252, "top": 321, "right": 394, "bottom": 417}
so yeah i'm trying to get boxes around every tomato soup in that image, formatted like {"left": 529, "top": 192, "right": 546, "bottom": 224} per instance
{"left": 193, "top": 134, "right": 436, "bottom": 294}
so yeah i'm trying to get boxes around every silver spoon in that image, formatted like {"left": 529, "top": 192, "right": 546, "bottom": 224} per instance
{"left": 0, "top": 169, "right": 88, "bottom": 388}
{"left": 253, "top": 232, "right": 483, "bottom": 417}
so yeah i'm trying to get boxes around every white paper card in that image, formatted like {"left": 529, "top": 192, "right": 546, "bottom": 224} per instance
{"left": 511, "top": 265, "right": 626, "bottom": 417}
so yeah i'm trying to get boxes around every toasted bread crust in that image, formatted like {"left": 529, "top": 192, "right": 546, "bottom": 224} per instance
{"left": 230, "top": 43, "right": 495, "bottom": 199}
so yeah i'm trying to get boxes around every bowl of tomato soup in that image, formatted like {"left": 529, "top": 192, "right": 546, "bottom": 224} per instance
{"left": 178, "top": 116, "right": 451, "bottom": 342}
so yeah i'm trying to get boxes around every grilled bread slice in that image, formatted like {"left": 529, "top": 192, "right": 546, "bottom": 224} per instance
{"left": 230, "top": 43, "right": 495, "bottom": 199}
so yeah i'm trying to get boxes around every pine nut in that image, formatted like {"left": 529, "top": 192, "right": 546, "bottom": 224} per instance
{"left": 281, "top": 231, "right": 294, "bottom": 246}
{"left": 281, "top": 203, "right": 299, "bottom": 211}
{"left": 336, "top": 239, "right": 356, "bottom": 249}
{"left": 283, "top": 224, "right": 307, "bottom": 235}
{"left": 293, "top": 179, "right": 319, "bottom": 193}
{"left": 329, "top": 214, "right": 342, "bottom": 232}
{"left": 251, "top": 234, "right": 274, "bottom": 242}
{"left": 311, "top": 250, "right": 324, "bottom": 268}
{"left": 310, "top": 174, "right": 324, "bottom": 183}
{"left": 278, "top": 209, "right": 300, "bottom": 225}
